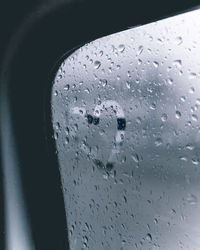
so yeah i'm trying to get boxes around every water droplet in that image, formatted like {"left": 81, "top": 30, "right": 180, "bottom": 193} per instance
{"left": 192, "top": 159, "right": 199, "bottom": 165}
{"left": 65, "top": 137, "right": 69, "bottom": 144}
{"left": 65, "top": 127, "right": 69, "bottom": 136}
{"left": 167, "top": 78, "right": 173, "bottom": 85}
{"left": 83, "top": 235, "right": 88, "bottom": 243}
{"left": 123, "top": 196, "right": 127, "bottom": 203}
{"left": 175, "top": 111, "right": 181, "bottom": 119}
{"left": 155, "top": 138, "right": 163, "bottom": 146}
{"left": 118, "top": 44, "right": 125, "bottom": 52}
{"left": 94, "top": 61, "right": 101, "bottom": 69}
{"left": 64, "top": 84, "right": 70, "bottom": 91}
{"left": 157, "top": 38, "right": 163, "bottom": 44}
{"left": 137, "top": 45, "right": 143, "bottom": 55}
{"left": 173, "top": 59, "right": 182, "bottom": 68}
{"left": 175, "top": 36, "right": 183, "bottom": 45}
{"left": 186, "top": 194, "right": 197, "bottom": 205}
{"left": 161, "top": 113, "right": 168, "bottom": 122}
{"left": 192, "top": 114, "right": 198, "bottom": 121}
{"left": 180, "top": 156, "right": 187, "bottom": 161}
{"left": 153, "top": 61, "right": 159, "bottom": 68}
{"left": 189, "top": 72, "right": 197, "bottom": 79}
{"left": 131, "top": 153, "right": 139, "bottom": 163}
{"left": 136, "top": 117, "right": 142, "bottom": 124}
{"left": 117, "top": 75, "right": 121, "bottom": 80}
{"left": 150, "top": 103, "right": 156, "bottom": 110}
{"left": 99, "top": 50, "right": 103, "bottom": 56}
{"left": 196, "top": 98, "right": 200, "bottom": 105}
{"left": 146, "top": 233, "right": 152, "bottom": 241}
{"left": 186, "top": 144, "right": 194, "bottom": 150}
{"left": 101, "top": 79, "right": 107, "bottom": 87}
{"left": 189, "top": 87, "right": 195, "bottom": 94}
{"left": 138, "top": 58, "right": 142, "bottom": 65}
{"left": 55, "top": 122, "right": 60, "bottom": 130}
{"left": 54, "top": 90, "right": 58, "bottom": 96}
{"left": 84, "top": 88, "right": 90, "bottom": 94}
{"left": 116, "top": 64, "right": 121, "bottom": 70}
{"left": 54, "top": 132, "right": 58, "bottom": 140}
{"left": 154, "top": 218, "right": 158, "bottom": 224}
{"left": 126, "top": 81, "right": 131, "bottom": 89}
{"left": 57, "top": 74, "right": 62, "bottom": 80}
{"left": 180, "top": 96, "right": 186, "bottom": 102}
{"left": 171, "top": 208, "right": 176, "bottom": 214}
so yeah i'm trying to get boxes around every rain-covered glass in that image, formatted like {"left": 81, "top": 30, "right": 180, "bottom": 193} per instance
{"left": 52, "top": 9, "right": 200, "bottom": 250}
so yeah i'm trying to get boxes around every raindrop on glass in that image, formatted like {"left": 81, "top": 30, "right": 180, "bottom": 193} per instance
{"left": 118, "top": 44, "right": 125, "bottom": 53}
{"left": 161, "top": 113, "right": 168, "bottom": 122}
{"left": 153, "top": 61, "right": 159, "bottom": 68}
{"left": 94, "top": 61, "right": 101, "bottom": 69}
{"left": 175, "top": 111, "right": 181, "bottom": 119}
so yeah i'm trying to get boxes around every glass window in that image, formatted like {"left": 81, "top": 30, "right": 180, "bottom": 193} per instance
{"left": 52, "top": 9, "right": 200, "bottom": 250}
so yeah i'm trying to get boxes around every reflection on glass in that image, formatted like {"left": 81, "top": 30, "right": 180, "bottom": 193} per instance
{"left": 52, "top": 9, "right": 200, "bottom": 250}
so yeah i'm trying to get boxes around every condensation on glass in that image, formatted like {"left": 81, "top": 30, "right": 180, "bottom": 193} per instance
{"left": 51, "top": 9, "right": 200, "bottom": 250}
